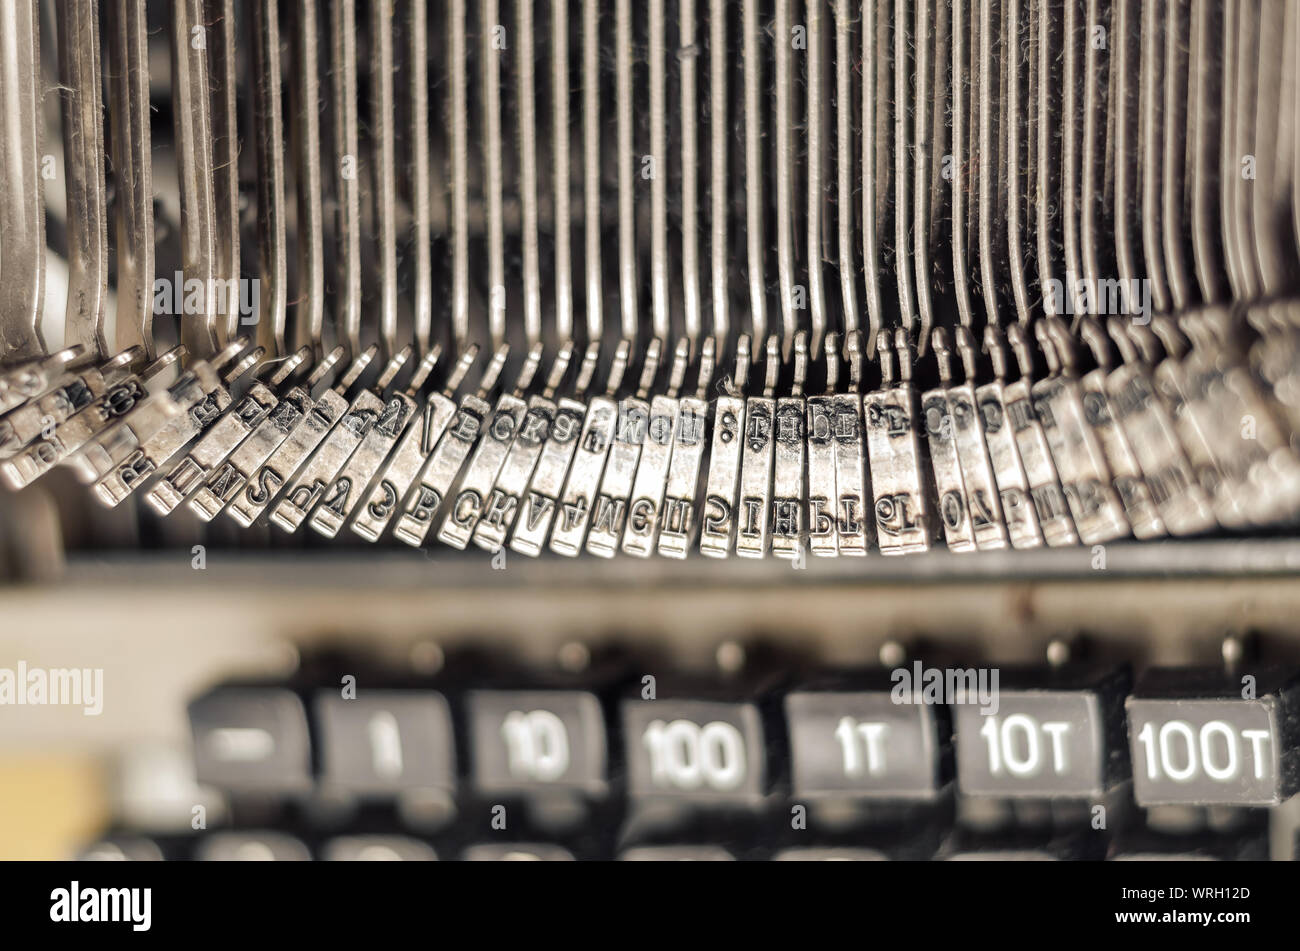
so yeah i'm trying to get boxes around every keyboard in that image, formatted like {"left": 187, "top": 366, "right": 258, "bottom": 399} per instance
{"left": 1, "top": 0, "right": 1299, "bottom": 864}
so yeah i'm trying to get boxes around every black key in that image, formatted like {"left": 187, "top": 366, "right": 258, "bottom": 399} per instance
{"left": 321, "top": 836, "right": 438, "bottom": 861}
{"left": 772, "top": 847, "right": 890, "bottom": 861}
{"left": 467, "top": 689, "right": 607, "bottom": 796}
{"left": 940, "top": 827, "right": 1103, "bottom": 861}
{"left": 1126, "top": 667, "right": 1300, "bottom": 806}
{"left": 621, "top": 698, "right": 766, "bottom": 805}
{"left": 195, "top": 832, "right": 311, "bottom": 861}
{"left": 945, "top": 850, "right": 1060, "bottom": 861}
{"left": 953, "top": 666, "right": 1131, "bottom": 798}
{"left": 619, "top": 845, "right": 736, "bottom": 861}
{"left": 79, "top": 838, "right": 164, "bottom": 861}
{"left": 785, "top": 678, "right": 950, "bottom": 800}
{"left": 461, "top": 843, "right": 576, "bottom": 861}
{"left": 1109, "top": 825, "right": 1269, "bottom": 861}
{"left": 314, "top": 690, "right": 456, "bottom": 796}
{"left": 188, "top": 687, "right": 312, "bottom": 795}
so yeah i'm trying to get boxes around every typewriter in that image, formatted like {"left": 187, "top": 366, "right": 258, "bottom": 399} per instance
{"left": 2, "top": 0, "right": 1300, "bottom": 863}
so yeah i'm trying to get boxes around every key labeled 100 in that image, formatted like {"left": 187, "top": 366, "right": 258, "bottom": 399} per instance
{"left": 1126, "top": 672, "right": 1300, "bottom": 806}
{"left": 1134, "top": 719, "right": 1272, "bottom": 783}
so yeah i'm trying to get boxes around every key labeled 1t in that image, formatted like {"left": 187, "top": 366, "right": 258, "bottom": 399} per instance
{"left": 785, "top": 687, "right": 949, "bottom": 800}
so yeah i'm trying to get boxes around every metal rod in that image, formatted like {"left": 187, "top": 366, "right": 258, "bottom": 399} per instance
{"left": 207, "top": 0, "right": 240, "bottom": 345}
{"left": 517, "top": 0, "right": 542, "bottom": 348}
{"left": 252, "top": 0, "right": 288, "bottom": 356}
{"left": 681, "top": 0, "right": 702, "bottom": 347}
{"left": 0, "top": 0, "right": 46, "bottom": 359}
{"left": 911, "top": 0, "right": 933, "bottom": 355}
{"left": 776, "top": 0, "right": 797, "bottom": 352}
{"left": 710, "top": 0, "right": 729, "bottom": 348}
{"left": 1188, "top": 0, "right": 1226, "bottom": 303}
{"left": 371, "top": 0, "right": 398, "bottom": 357}
{"left": 582, "top": 0, "right": 603, "bottom": 344}
{"left": 57, "top": 0, "right": 109, "bottom": 358}
{"left": 450, "top": 0, "right": 470, "bottom": 350}
{"left": 649, "top": 0, "right": 670, "bottom": 343}
{"left": 107, "top": 0, "right": 154, "bottom": 358}
{"left": 744, "top": 0, "right": 766, "bottom": 351}
{"left": 171, "top": 0, "right": 219, "bottom": 358}
{"left": 895, "top": 0, "right": 917, "bottom": 339}
{"left": 834, "top": 0, "right": 858, "bottom": 339}
{"left": 291, "top": 0, "right": 325, "bottom": 355}
{"left": 616, "top": 0, "right": 637, "bottom": 342}
{"left": 552, "top": 0, "right": 573, "bottom": 344}
{"left": 331, "top": 0, "right": 362, "bottom": 354}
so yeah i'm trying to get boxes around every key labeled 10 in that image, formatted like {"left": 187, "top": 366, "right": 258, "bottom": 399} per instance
{"left": 501, "top": 710, "right": 570, "bottom": 783}
{"left": 468, "top": 691, "right": 608, "bottom": 796}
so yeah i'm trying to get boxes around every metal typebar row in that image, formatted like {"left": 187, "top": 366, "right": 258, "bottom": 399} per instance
{"left": 0, "top": 2, "right": 1294, "bottom": 367}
